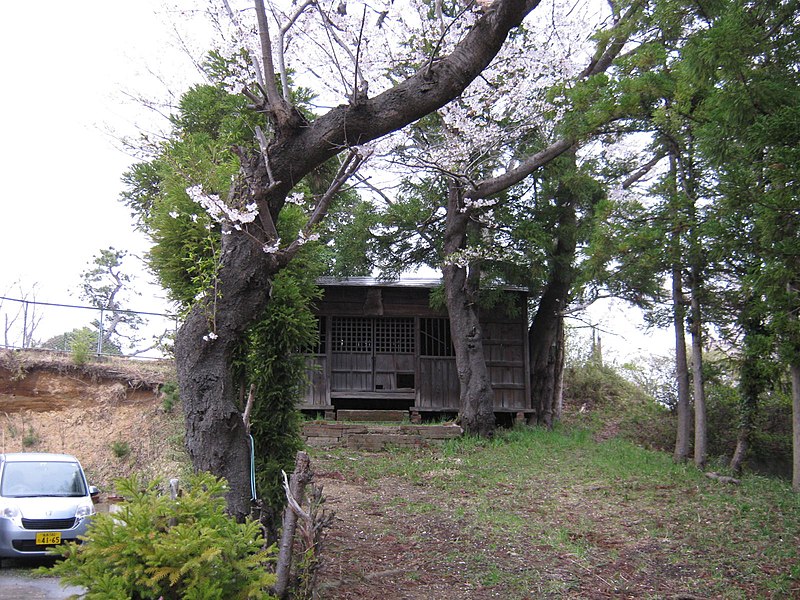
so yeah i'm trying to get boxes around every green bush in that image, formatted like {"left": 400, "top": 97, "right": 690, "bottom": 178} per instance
{"left": 705, "top": 381, "right": 793, "bottom": 476}
{"left": 71, "top": 328, "right": 96, "bottom": 365}
{"left": 22, "top": 426, "right": 39, "bottom": 448}
{"left": 110, "top": 440, "right": 131, "bottom": 459}
{"left": 160, "top": 381, "right": 180, "bottom": 413}
{"left": 562, "top": 360, "right": 674, "bottom": 451}
{"left": 45, "top": 473, "right": 277, "bottom": 600}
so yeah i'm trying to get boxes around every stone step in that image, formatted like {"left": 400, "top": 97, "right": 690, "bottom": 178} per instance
{"left": 336, "top": 409, "right": 408, "bottom": 422}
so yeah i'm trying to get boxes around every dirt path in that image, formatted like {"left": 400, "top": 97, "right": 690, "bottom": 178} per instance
{"left": 314, "top": 459, "right": 539, "bottom": 600}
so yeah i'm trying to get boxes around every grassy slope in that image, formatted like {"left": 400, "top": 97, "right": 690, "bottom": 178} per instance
{"left": 313, "top": 426, "right": 800, "bottom": 598}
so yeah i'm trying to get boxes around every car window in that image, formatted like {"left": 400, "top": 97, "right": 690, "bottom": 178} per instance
{"left": 0, "top": 461, "right": 87, "bottom": 497}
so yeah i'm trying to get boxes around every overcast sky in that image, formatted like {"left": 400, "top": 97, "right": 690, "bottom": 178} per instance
{"left": 0, "top": 1, "right": 204, "bottom": 313}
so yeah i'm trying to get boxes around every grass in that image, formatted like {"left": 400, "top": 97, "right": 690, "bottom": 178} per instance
{"left": 312, "top": 425, "right": 800, "bottom": 598}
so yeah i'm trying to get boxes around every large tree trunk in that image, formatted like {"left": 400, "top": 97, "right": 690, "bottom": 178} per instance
{"left": 667, "top": 151, "right": 692, "bottom": 463}
{"left": 552, "top": 320, "right": 565, "bottom": 421}
{"left": 442, "top": 182, "right": 495, "bottom": 438}
{"left": 173, "top": 0, "right": 540, "bottom": 515}
{"left": 443, "top": 264, "right": 496, "bottom": 437}
{"left": 528, "top": 310, "right": 562, "bottom": 428}
{"left": 679, "top": 136, "right": 707, "bottom": 469}
{"left": 175, "top": 230, "right": 279, "bottom": 521}
{"left": 528, "top": 177, "right": 578, "bottom": 428}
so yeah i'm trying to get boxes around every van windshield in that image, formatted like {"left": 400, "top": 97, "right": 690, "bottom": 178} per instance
{"left": 1, "top": 461, "right": 87, "bottom": 498}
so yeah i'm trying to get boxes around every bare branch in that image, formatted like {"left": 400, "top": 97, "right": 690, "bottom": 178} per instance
{"left": 622, "top": 149, "right": 667, "bottom": 189}
{"left": 352, "top": 6, "right": 369, "bottom": 105}
{"left": 314, "top": 1, "right": 368, "bottom": 103}
{"left": 354, "top": 173, "right": 395, "bottom": 206}
{"left": 465, "top": 0, "right": 642, "bottom": 202}
{"left": 579, "top": 0, "right": 644, "bottom": 79}
{"left": 281, "top": 469, "right": 311, "bottom": 520}
{"left": 254, "top": 126, "right": 277, "bottom": 186}
{"left": 468, "top": 137, "right": 575, "bottom": 199}
{"left": 276, "top": 0, "right": 317, "bottom": 102}
{"left": 253, "top": 0, "right": 284, "bottom": 107}
{"left": 242, "top": 383, "right": 256, "bottom": 435}
{"left": 275, "top": 452, "right": 312, "bottom": 597}
{"left": 221, "top": 0, "right": 266, "bottom": 89}
{"left": 424, "top": 1, "right": 477, "bottom": 78}
{"left": 305, "top": 149, "right": 366, "bottom": 230}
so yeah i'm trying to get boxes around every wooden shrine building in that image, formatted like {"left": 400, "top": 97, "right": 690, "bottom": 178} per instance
{"left": 300, "top": 278, "right": 532, "bottom": 421}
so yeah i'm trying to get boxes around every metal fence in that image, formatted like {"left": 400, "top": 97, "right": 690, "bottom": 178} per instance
{"left": 0, "top": 296, "right": 178, "bottom": 360}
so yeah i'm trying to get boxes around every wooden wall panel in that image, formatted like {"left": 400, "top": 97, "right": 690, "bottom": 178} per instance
{"left": 419, "top": 357, "right": 460, "bottom": 409}
{"left": 301, "top": 356, "right": 329, "bottom": 407}
{"left": 330, "top": 352, "right": 372, "bottom": 391}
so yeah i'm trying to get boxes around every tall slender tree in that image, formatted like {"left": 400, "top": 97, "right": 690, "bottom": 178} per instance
{"left": 340, "top": 0, "right": 650, "bottom": 434}
{"left": 683, "top": 0, "right": 800, "bottom": 478}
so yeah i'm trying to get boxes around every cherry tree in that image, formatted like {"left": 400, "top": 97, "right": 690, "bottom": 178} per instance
{"left": 165, "top": 0, "right": 550, "bottom": 519}
{"left": 350, "top": 0, "right": 646, "bottom": 435}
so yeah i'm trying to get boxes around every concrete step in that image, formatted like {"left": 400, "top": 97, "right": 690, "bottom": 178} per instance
{"left": 336, "top": 409, "right": 408, "bottom": 422}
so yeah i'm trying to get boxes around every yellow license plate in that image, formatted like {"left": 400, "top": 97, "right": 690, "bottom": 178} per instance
{"left": 35, "top": 532, "right": 61, "bottom": 545}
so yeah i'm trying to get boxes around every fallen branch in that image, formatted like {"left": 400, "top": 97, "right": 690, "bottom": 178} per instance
{"left": 705, "top": 471, "right": 741, "bottom": 485}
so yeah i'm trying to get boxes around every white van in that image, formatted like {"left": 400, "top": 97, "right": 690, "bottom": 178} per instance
{"left": 0, "top": 453, "right": 98, "bottom": 560}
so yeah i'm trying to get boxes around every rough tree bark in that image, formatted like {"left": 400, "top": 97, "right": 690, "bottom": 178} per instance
{"left": 174, "top": 0, "right": 541, "bottom": 515}
{"left": 552, "top": 320, "right": 565, "bottom": 421}
{"left": 528, "top": 176, "right": 579, "bottom": 428}
{"left": 422, "top": 5, "right": 637, "bottom": 436}
{"left": 667, "top": 151, "right": 692, "bottom": 463}
{"left": 679, "top": 135, "right": 707, "bottom": 469}
{"left": 175, "top": 231, "right": 282, "bottom": 520}
{"left": 442, "top": 181, "right": 496, "bottom": 437}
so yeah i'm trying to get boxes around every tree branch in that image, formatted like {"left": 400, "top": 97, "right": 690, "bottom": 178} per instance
{"left": 622, "top": 149, "right": 667, "bottom": 189}
{"left": 253, "top": 0, "right": 297, "bottom": 130}
{"left": 468, "top": 137, "right": 575, "bottom": 199}
{"left": 221, "top": 0, "right": 266, "bottom": 89}
{"left": 579, "top": 0, "right": 644, "bottom": 79}
{"left": 464, "top": 0, "right": 642, "bottom": 202}
{"left": 276, "top": 0, "right": 317, "bottom": 102}
{"left": 242, "top": 383, "right": 256, "bottom": 435}
{"left": 309, "top": 149, "right": 364, "bottom": 227}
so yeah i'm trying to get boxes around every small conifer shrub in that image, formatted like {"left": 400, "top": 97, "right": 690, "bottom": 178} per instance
{"left": 45, "top": 473, "right": 277, "bottom": 599}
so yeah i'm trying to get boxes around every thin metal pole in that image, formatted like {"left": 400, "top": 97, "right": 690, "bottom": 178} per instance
{"left": 97, "top": 308, "right": 105, "bottom": 355}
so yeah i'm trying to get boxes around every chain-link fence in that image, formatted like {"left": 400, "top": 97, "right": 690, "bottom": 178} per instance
{"left": 0, "top": 296, "right": 178, "bottom": 360}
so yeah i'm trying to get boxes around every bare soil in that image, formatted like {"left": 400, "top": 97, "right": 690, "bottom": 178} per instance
{"left": 0, "top": 350, "right": 186, "bottom": 491}
{"left": 314, "top": 467, "right": 514, "bottom": 599}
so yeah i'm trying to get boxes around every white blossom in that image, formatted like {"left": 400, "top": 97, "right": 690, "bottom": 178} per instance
{"left": 262, "top": 240, "right": 281, "bottom": 254}
{"left": 202, "top": 331, "right": 219, "bottom": 342}
{"left": 186, "top": 185, "right": 259, "bottom": 226}
{"left": 460, "top": 197, "right": 499, "bottom": 213}
{"left": 169, "top": 211, "right": 180, "bottom": 219}
{"left": 295, "top": 230, "right": 320, "bottom": 246}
